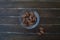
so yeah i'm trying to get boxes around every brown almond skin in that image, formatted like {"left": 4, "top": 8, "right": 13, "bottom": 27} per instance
{"left": 25, "top": 24, "right": 29, "bottom": 26}
{"left": 29, "top": 16, "right": 32, "bottom": 20}
{"left": 30, "top": 12, "right": 36, "bottom": 17}
{"left": 25, "top": 12, "right": 30, "bottom": 17}
{"left": 22, "top": 11, "right": 37, "bottom": 26}
{"left": 22, "top": 17, "right": 26, "bottom": 23}
{"left": 30, "top": 12, "right": 34, "bottom": 16}
{"left": 39, "top": 27, "right": 44, "bottom": 31}
{"left": 29, "top": 16, "right": 36, "bottom": 22}
{"left": 29, "top": 22, "right": 33, "bottom": 25}
{"left": 32, "top": 17, "right": 36, "bottom": 22}
{"left": 37, "top": 33, "right": 41, "bottom": 35}
{"left": 40, "top": 31, "right": 44, "bottom": 34}
{"left": 24, "top": 18, "right": 30, "bottom": 26}
{"left": 24, "top": 20, "right": 29, "bottom": 26}
{"left": 26, "top": 18, "right": 33, "bottom": 25}
{"left": 22, "top": 14, "right": 27, "bottom": 18}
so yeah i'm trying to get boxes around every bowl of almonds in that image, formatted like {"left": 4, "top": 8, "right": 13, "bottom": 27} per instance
{"left": 20, "top": 9, "right": 40, "bottom": 29}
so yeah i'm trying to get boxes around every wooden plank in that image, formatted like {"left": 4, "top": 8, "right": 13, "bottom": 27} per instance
{"left": 0, "top": 8, "right": 60, "bottom": 17}
{"left": 41, "top": 34, "right": 60, "bottom": 40}
{"left": 0, "top": 8, "right": 20, "bottom": 16}
{"left": 0, "top": 0, "right": 60, "bottom": 2}
{"left": 7, "top": 0, "right": 60, "bottom": 2}
{"left": 0, "top": 17, "right": 18, "bottom": 24}
{"left": 46, "top": 25, "right": 60, "bottom": 33}
{"left": 0, "top": 2, "right": 60, "bottom": 8}
{"left": 40, "top": 17, "right": 60, "bottom": 24}
{"left": 38, "top": 9, "right": 60, "bottom": 18}
{"left": 0, "top": 33, "right": 39, "bottom": 40}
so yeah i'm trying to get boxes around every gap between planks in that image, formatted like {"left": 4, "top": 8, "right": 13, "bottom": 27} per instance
{"left": 0, "top": 24, "right": 60, "bottom": 26}
{"left": 0, "top": 8, "right": 60, "bottom": 10}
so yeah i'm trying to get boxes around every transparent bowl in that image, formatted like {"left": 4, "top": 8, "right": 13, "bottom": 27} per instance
{"left": 19, "top": 9, "right": 40, "bottom": 29}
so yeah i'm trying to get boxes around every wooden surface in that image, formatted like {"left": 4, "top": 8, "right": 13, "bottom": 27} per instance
{"left": 0, "top": 2, "right": 60, "bottom": 8}
{"left": 0, "top": 1, "right": 60, "bottom": 40}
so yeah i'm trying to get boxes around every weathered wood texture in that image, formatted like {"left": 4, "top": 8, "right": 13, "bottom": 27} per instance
{"left": 0, "top": 1, "right": 60, "bottom": 40}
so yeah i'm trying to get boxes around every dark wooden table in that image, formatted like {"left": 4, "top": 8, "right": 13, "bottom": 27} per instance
{"left": 0, "top": 1, "right": 60, "bottom": 40}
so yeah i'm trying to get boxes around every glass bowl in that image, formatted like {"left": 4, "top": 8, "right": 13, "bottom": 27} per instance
{"left": 19, "top": 9, "right": 40, "bottom": 29}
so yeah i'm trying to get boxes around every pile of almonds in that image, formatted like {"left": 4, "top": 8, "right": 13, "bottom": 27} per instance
{"left": 22, "top": 11, "right": 37, "bottom": 26}
{"left": 37, "top": 27, "right": 45, "bottom": 35}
